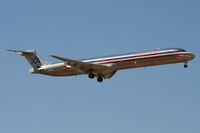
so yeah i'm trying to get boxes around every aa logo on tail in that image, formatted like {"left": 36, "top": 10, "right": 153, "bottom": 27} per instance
{"left": 31, "top": 56, "right": 41, "bottom": 65}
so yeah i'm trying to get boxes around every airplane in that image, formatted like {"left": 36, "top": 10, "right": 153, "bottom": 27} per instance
{"left": 7, "top": 48, "right": 195, "bottom": 82}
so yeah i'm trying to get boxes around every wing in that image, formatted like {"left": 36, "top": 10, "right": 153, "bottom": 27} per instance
{"left": 50, "top": 55, "right": 117, "bottom": 79}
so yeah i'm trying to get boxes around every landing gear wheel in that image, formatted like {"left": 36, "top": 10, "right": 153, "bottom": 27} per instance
{"left": 88, "top": 73, "right": 95, "bottom": 79}
{"left": 184, "top": 64, "right": 188, "bottom": 68}
{"left": 97, "top": 76, "right": 103, "bottom": 82}
{"left": 184, "top": 62, "right": 188, "bottom": 68}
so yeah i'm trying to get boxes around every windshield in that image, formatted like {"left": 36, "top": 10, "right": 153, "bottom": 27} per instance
{"left": 178, "top": 49, "right": 186, "bottom": 52}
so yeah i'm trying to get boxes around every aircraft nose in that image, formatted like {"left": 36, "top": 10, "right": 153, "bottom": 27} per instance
{"left": 190, "top": 53, "right": 195, "bottom": 60}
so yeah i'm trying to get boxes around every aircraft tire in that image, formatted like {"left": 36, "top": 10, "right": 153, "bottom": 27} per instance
{"left": 184, "top": 64, "right": 188, "bottom": 68}
{"left": 88, "top": 73, "right": 95, "bottom": 79}
{"left": 97, "top": 76, "right": 103, "bottom": 82}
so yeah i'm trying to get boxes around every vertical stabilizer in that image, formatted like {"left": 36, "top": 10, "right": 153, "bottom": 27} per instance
{"left": 7, "top": 49, "right": 50, "bottom": 69}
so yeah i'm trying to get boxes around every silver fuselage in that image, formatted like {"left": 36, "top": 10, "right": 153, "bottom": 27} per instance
{"left": 31, "top": 48, "right": 195, "bottom": 76}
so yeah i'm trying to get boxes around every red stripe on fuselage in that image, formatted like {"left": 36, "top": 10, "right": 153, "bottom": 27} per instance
{"left": 98, "top": 52, "right": 192, "bottom": 65}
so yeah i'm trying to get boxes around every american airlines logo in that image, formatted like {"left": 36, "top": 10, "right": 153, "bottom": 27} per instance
{"left": 31, "top": 56, "right": 41, "bottom": 65}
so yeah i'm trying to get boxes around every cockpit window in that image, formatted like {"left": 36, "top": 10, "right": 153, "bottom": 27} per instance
{"left": 178, "top": 49, "right": 186, "bottom": 52}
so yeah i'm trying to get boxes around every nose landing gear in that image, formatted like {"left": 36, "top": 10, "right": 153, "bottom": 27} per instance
{"left": 184, "top": 62, "right": 188, "bottom": 68}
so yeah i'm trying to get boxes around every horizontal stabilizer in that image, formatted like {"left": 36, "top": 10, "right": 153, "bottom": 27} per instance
{"left": 7, "top": 49, "right": 35, "bottom": 54}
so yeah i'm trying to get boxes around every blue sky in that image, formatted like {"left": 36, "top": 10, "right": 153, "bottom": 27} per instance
{"left": 1, "top": 0, "right": 200, "bottom": 133}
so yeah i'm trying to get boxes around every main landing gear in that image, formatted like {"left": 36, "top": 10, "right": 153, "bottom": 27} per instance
{"left": 88, "top": 73, "right": 103, "bottom": 82}
{"left": 88, "top": 73, "right": 95, "bottom": 79}
{"left": 97, "top": 76, "right": 103, "bottom": 82}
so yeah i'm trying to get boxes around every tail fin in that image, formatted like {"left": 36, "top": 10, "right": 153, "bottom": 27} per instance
{"left": 7, "top": 49, "right": 50, "bottom": 69}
